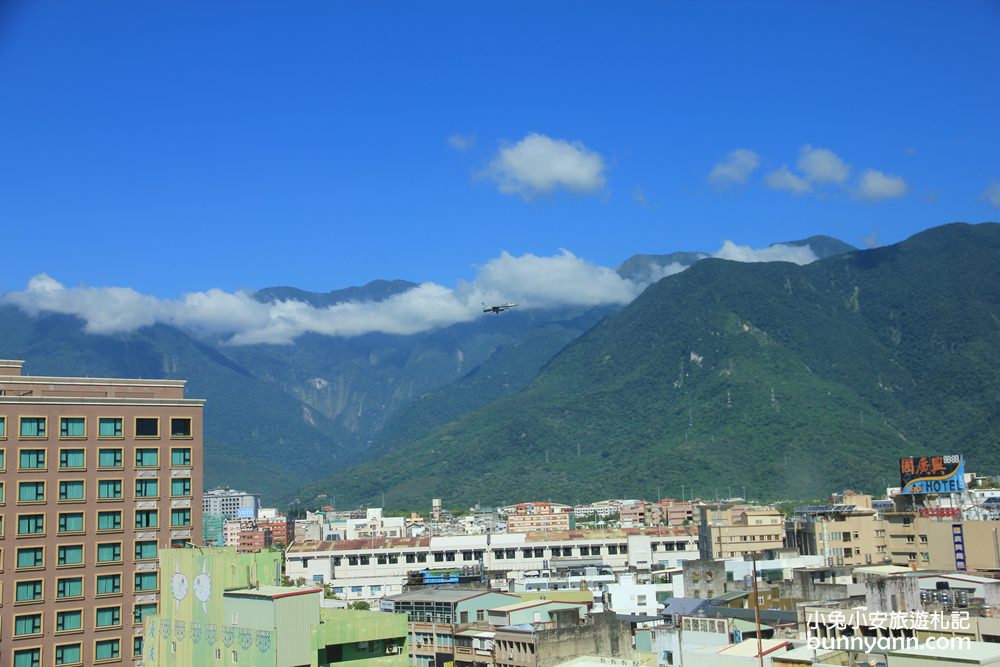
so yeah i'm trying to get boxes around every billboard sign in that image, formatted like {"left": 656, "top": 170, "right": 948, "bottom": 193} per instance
{"left": 899, "top": 455, "right": 966, "bottom": 494}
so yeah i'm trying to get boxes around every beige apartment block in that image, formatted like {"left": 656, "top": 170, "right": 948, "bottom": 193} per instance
{"left": 884, "top": 512, "right": 1000, "bottom": 571}
{"left": 0, "top": 359, "right": 203, "bottom": 667}
{"left": 787, "top": 493, "right": 890, "bottom": 567}
{"left": 698, "top": 503, "right": 785, "bottom": 559}
{"left": 506, "top": 503, "right": 575, "bottom": 534}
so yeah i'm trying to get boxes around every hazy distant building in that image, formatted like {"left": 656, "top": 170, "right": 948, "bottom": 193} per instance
{"left": 202, "top": 486, "right": 261, "bottom": 518}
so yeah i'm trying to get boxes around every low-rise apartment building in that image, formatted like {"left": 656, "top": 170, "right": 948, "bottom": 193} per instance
{"left": 505, "top": 503, "right": 575, "bottom": 534}
{"left": 698, "top": 503, "right": 785, "bottom": 559}
{"left": 382, "top": 589, "right": 519, "bottom": 667}
{"left": 787, "top": 493, "right": 890, "bottom": 567}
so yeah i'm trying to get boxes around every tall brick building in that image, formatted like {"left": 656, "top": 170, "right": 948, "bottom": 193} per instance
{"left": 0, "top": 359, "right": 203, "bottom": 666}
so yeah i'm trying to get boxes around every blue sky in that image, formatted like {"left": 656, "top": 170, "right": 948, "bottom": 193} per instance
{"left": 1, "top": 1, "right": 998, "bottom": 302}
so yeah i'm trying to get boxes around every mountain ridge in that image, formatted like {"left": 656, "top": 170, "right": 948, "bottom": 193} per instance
{"left": 296, "top": 222, "right": 1000, "bottom": 508}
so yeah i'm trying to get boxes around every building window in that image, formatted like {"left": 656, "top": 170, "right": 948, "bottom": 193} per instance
{"left": 135, "top": 448, "right": 159, "bottom": 468}
{"left": 55, "top": 643, "right": 82, "bottom": 665}
{"left": 134, "top": 603, "right": 157, "bottom": 623}
{"left": 97, "top": 574, "right": 122, "bottom": 595}
{"left": 96, "top": 543, "right": 122, "bottom": 563}
{"left": 0, "top": 416, "right": 4, "bottom": 438}
{"left": 171, "top": 417, "right": 192, "bottom": 438}
{"left": 135, "top": 572, "right": 158, "bottom": 592}
{"left": 98, "top": 480, "right": 122, "bottom": 499}
{"left": 57, "top": 577, "right": 83, "bottom": 599}
{"left": 18, "top": 514, "right": 45, "bottom": 535}
{"left": 135, "top": 479, "right": 159, "bottom": 498}
{"left": 59, "top": 449, "right": 85, "bottom": 469}
{"left": 135, "top": 541, "right": 157, "bottom": 560}
{"left": 59, "top": 480, "right": 85, "bottom": 501}
{"left": 58, "top": 544, "right": 84, "bottom": 566}
{"left": 133, "top": 636, "right": 144, "bottom": 657}
{"left": 97, "top": 448, "right": 122, "bottom": 469}
{"left": 135, "top": 510, "right": 159, "bottom": 529}
{"left": 171, "top": 478, "right": 191, "bottom": 497}
{"left": 60, "top": 417, "right": 86, "bottom": 438}
{"left": 13, "top": 649, "right": 41, "bottom": 667}
{"left": 58, "top": 512, "right": 84, "bottom": 533}
{"left": 95, "top": 638, "right": 121, "bottom": 661}
{"left": 19, "top": 417, "right": 46, "bottom": 438}
{"left": 97, "top": 511, "right": 123, "bottom": 531}
{"left": 0, "top": 448, "right": 5, "bottom": 470}
{"left": 96, "top": 606, "right": 121, "bottom": 628}
{"left": 18, "top": 481, "right": 45, "bottom": 502}
{"left": 14, "top": 612, "right": 43, "bottom": 636}
{"left": 15, "top": 579, "right": 43, "bottom": 602}
{"left": 135, "top": 417, "right": 159, "bottom": 438}
{"left": 56, "top": 609, "right": 83, "bottom": 631}
{"left": 98, "top": 417, "right": 123, "bottom": 438}
{"left": 171, "top": 447, "right": 192, "bottom": 466}
{"left": 19, "top": 448, "right": 46, "bottom": 469}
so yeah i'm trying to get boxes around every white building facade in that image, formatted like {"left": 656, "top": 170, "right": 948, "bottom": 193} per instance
{"left": 286, "top": 528, "right": 700, "bottom": 603}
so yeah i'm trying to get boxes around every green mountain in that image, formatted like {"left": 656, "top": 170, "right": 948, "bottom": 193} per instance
{"left": 0, "top": 233, "right": 863, "bottom": 505}
{"left": 254, "top": 279, "right": 417, "bottom": 308}
{"left": 301, "top": 223, "right": 1000, "bottom": 508}
{"left": 0, "top": 309, "right": 359, "bottom": 501}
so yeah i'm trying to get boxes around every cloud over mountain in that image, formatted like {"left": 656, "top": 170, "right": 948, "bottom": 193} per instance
{"left": 4, "top": 242, "right": 824, "bottom": 344}
{"left": 713, "top": 241, "right": 818, "bottom": 264}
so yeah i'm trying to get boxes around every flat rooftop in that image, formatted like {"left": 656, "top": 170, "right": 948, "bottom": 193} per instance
{"left": 387, "top": 588, "right": 496, "bottom": 603}
{"left": 888, "top": 640, "right": 1000, "bottom": 663}
{"left": 225, "top": 586, "right": 322, "bottom": 600}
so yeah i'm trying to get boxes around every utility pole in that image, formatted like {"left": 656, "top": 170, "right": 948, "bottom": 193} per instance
{"left": 751, "top": 553, "right": 764, "bottom": 667}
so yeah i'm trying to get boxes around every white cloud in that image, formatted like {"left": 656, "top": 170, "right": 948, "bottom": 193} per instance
{"left": 485, "top": 133, "right": 606, "bottom": 198}
{"left": 447, "top": 134, "right": 476, "bottom": 152}
{"left": 3, "top": 251, "right": 643, "bottom": 345}
{"left": 765, "top": 166, "right": 812, "bottom": 194}
{"left": 632, "top": 186, "right": 649, "bottom": 207}
{"left": 858, "top": 169, "right": 908, "bottom": 200}
{"left": 797, "top": 145, "right": 850, "bottom": 184}
{"left": 708, "top": 149, "right": 760, "bottom": 187}
{"left": 473, "top": 250, "right": 639, "bottom": 309}
{"left": 862, "top": 230, "right": 881, "bottom": 248}
{"left": 713, "top": 241, "right": 818, "bottom": 265}
{"left": 983, "top": 181, "right": 1000, "bottom": 209}
{"left": 4, "top": 239, "right": 834, "bottom": 345}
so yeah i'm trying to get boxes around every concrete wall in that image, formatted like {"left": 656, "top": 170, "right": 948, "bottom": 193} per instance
{"left": 535, "top": 611, "right": 634, "bottom": 667}
{"left": 865, "top": 575, "right": 921, "bottom": 613}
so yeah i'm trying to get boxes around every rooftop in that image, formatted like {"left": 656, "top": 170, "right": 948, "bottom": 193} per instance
{"left": 387, "top": 588, "right": 498, "bottom": 603}
{"left": 490, "top": 599, "right": 582, "bottom": 613}
{"left": 887, "top": 640, "right": 1000, "bottom": 663}
{"left": 225, "top": 586, "right": 322, "bottom": 600}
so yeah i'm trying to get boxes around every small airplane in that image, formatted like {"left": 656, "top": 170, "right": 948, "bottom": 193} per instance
{"left": 482, "top": 302, "right": 518, "bottom": 314}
